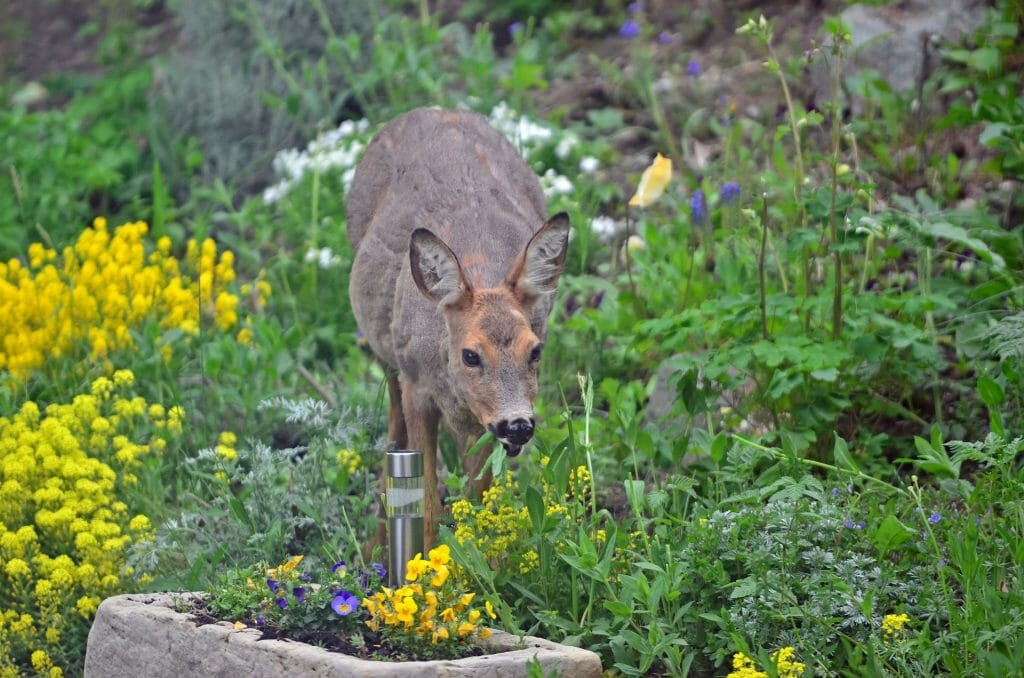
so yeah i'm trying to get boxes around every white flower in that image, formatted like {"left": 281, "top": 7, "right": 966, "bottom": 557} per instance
{"left": 541, "top": 169, "right": 573, "bottom": 197}
{"left": 590, "top": 215, "right": 617, "bottom": 238}
{"left": 579, "top": 156, "right": 599, "bottom": 174}
{"left": 304, "top": 247, "right": 341, "bottom": 269}
{"left": 555, "top": 134, "right": 577, "bottom": 159}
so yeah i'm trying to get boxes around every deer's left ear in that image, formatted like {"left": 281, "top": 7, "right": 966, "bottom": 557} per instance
{"left": 505, "top": 212, "right": 570, "bottom": 306}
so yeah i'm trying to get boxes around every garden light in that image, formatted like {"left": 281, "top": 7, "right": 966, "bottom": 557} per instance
{"left": 385, "top": 450, "right": 425, "bottom": 586}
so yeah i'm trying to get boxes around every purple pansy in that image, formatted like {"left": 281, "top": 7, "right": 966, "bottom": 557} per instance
{"left": 619, "top": 19, "right": 640, "bottom": 39}
{"left": 293, "top": 586, "right": 306, "bottom": 603}
{"left": 332, "top": 590, "right": 359, "bottom": 617}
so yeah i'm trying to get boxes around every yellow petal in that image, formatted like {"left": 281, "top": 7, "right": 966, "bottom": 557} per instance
{"left": 628, "top": 153, "right": 673, "bottom": 207}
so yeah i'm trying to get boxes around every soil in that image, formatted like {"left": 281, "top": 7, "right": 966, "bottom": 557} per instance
{"left": 184, "top": 597, "right": 488, "bottom": 663}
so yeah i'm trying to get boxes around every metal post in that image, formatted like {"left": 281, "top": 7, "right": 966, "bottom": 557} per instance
{"left": 385, "top": 450, "right": 424, "bottom": 587}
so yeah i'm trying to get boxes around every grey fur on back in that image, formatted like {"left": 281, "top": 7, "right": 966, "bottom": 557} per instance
{"left": 346, "top": 107, "right": 549, "bottom": 376}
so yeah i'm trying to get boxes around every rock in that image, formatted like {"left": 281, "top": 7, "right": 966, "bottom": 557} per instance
{"left": 811, "top": 0, "right": 987, "bottom": 106}
{"left": 85, "top": 592, "right": 604, "bottom": 678}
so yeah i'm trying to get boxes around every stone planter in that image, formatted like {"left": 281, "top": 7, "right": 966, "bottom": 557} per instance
{"left": 85, "top": 593, "right": 603, "bottom": 678}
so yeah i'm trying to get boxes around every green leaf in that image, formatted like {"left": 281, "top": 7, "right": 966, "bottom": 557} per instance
{"left": 977, "top": 375, "right": 1004, "bottom": 408}
{"left": 967, "top": 46, "right": 1000, "bottom": 73}
{"left": 833, "top": 434, "right": 859, "bottom": 473}
{"left": 730, "top": 577, "right": 758, "bottom": 600}
{"left": 525, "top": 486, "right": 544, "bottom": 533}
{"left": 872, "top": 514, "right": 914, "bottom": 557}
{"left": 605, "top": 600, "right": 632, "bottom": 618}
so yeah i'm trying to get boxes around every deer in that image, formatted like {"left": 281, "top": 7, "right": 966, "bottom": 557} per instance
{"left": 346, "top": 107, "right": 570, "bottom": 549}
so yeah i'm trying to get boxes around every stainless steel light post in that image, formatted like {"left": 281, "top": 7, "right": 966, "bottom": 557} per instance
{"left": 385, "top": 450, "right": 424, "bottom": 586}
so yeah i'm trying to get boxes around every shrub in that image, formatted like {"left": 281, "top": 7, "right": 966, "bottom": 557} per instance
{"left": 0, "top": 217, "right": 253, "bottom": 387}
{"left": 0, "top": 372, "right": 179, "bottom": 676}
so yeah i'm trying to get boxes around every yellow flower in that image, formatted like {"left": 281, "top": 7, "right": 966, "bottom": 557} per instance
{"left": 405, "top": 553, "right": 430, "bottom": 582}
{"left": 485, "top": 600, "right": 497, "bottom": 620}
{"left": 431, "top": 626, "right": 449, "bottom": 644}
{"left": 882, "top": 612, "right": 910, "bottom": 638}
{"left": 429, "top": 565, "right": 450, "bottom": 588}
{"left": 428, "top": 544, "right": 451, "bottom": 569}
{"left": 628, "top": 153, "right": 673, "bottom": 207}
{"left": 456, "top": 621, "right": 476, "bottom": 638}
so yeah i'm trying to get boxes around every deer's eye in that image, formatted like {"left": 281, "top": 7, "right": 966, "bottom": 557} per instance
{"left": 462, "top": 349, "right": 481, "bottom": 367}
{"left": 529, "top": 343, "right": 544, "bottom": 363}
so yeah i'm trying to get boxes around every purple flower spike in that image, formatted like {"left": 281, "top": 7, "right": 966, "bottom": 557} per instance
{"left": 589, "top": 290, "right": 605, "bottom": 309}
{"left": 687, "top": 59, "right": 702, "bottom": 78}
{"left": 565, "top": 294, "right": 580, "bottom": 316}
{"left": 690, "top": 189, "right": 707, "bottom": 224}
{"left": 372, "top": 563, "right": 386, "bottom": 579}
{"left": 293, "top": 586, "right": 306, "bottom": 603}
{"left": 721, "top": 181, "right": 741, "bottom": 205}
{"left": 332, "top": 590, "right": 359, "bottom": 617}
{"left": 619, "top": 19, "right": 640, "bottom": 39}
{"left": 929, "top": 512, "right": 942, "bottom": 525}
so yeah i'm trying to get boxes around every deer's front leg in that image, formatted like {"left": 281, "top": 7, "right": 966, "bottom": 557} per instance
{"left": 401, "top": 383, "right": 441, "bottom": 551}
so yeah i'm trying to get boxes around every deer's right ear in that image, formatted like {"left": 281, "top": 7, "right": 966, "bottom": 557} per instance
{"left": 409, "top": 229, "right": 472, "bottom": 308}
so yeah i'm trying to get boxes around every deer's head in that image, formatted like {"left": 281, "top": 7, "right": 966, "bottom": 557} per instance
{"left": 409, "top": 213, "right": 570, "bottom": 456}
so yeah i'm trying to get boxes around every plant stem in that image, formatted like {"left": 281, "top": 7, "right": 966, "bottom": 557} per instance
{"left": 828, "top": 47, "right": 844, "bottom": 340}
{"left": 759, "top": 193, "right": 770, "bottom": 339}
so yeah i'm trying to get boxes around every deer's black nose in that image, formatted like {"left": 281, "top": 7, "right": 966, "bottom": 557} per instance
{"left": 504, "top": 418, "right": 534, "bottom": 445}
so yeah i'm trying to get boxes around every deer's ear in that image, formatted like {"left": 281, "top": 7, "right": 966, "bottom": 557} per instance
{"left": 506, "top": 213, "right": 570, "bottom": 306}
{"left": 410, "top": 229, "right": 472, "bottom": 308}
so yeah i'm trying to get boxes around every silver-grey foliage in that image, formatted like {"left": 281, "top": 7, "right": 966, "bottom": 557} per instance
{"left": 157, "top": 0, "right": 372, "bottom": 194}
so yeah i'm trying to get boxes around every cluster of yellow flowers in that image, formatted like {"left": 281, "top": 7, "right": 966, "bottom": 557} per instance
{"left": 450, "top": 460, "right": 598, "bottom": 575}
{"left": 336, "top": 448, "right": 362, "bottom": 476}
{"left": 362, "top": 545, "right": 496, "bottom": 646}
{"left": 727, "top": 647, "right": 806, "bottom": 678}
{"left": 0, "top": 217, "right": 263, "bottom": 382}
{"left": 882, "top": 612, "right": 911, "bottom": 639}
{"left": 0, "top": 372, "right": 175, "bottom": 676}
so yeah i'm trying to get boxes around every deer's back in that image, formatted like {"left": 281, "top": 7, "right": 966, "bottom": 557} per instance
{"left": 346, "top": 108, "right": 546, "bottom": 263}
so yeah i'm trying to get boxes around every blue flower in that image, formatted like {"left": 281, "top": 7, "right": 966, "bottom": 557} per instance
{"left": 832, "top": 487, "right": 840, "bottom": 497}
{"left": 687, "top": 58, "right": 702, "bottom": 78}
{"left": 619, "top": 19, "right": 640, "bottom": 39}
{"left": 690, "top": 189, "right": 706, "bottom": 224}
{"left": 292, "top": 586, "right": 306, "bottom": 603}
{"left": 844, "top": 518, "right": 865, "bottom": 530}
{"left": 275, "top": 597, "right": 288, "bottom": 609}
{"left": 331, "top": 560, "right": 347, "bottom": 575}
{"left": 255, "top": 615, "right": 265, "bottom": 625}
{"left": 332, "top": 590, "right": 359, "bottom": 617}
{"left": 657, "top": 31, "right": 673, "bottom": 45}
{"left": 509, "top": 21, "right": 524, "bottom": 38}
{"left": 721, "top": 181, "right": 741, "bottom": 205}
{"left": 266, "top": 578, "right": 278, "bottom": 593}
{"left": 929, "top": 512, "right": 941, "bottom": 525}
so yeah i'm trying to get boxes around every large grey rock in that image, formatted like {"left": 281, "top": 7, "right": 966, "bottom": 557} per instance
{"left": 85, "top": 592, "right": 602, "bottom": 678}
{"left": 812, "top": 0, "right": 987, "bottom": 103}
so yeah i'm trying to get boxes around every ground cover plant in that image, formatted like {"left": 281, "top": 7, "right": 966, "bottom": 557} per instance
{"left": 0, "top": 0, "right": 1022, "bottom": 675}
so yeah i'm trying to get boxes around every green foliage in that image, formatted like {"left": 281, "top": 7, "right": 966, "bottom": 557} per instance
{"left": 0, "top": 64, "right": 153, "bottom": 257}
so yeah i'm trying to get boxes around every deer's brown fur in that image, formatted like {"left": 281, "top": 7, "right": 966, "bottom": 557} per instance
{"left": 347, "top": 108, "right": 569, "bottom": 548}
